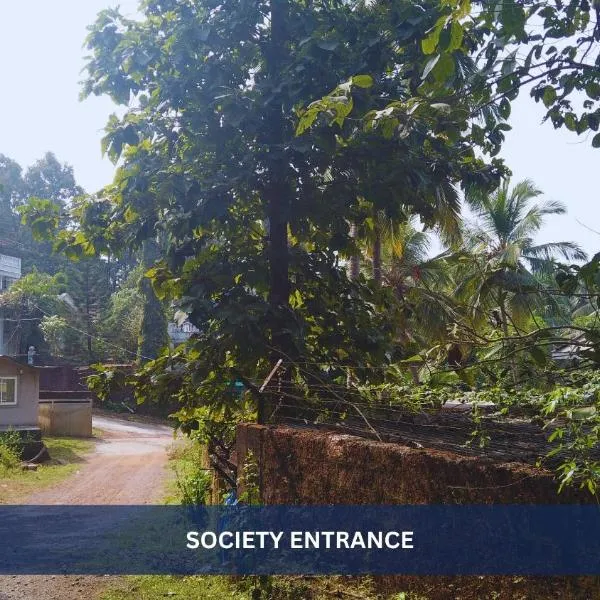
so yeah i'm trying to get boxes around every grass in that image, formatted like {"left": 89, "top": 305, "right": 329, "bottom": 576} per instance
{"left": 162, "top": 436, "right": 208, "bottom": 505}
{"left": 101, "top": 576, "right": 250, "bottom": 600}
{"left": 100, "top": 575, "right": 420, "bottom": 600}
{"left": 0, "top": 435, "right": 94, "bottom": 504}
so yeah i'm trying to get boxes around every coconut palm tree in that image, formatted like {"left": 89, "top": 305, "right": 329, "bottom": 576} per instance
{"left": 459, "top": 178, "right": 587, "bottom": 339}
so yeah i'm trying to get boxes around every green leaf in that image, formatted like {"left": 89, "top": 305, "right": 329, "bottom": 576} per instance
{"left": 421, "top": 16, "right": 447, "bottom": 55}
{"left": 432, "top": 53, "right": 455, "bottom": 83}
{"left": 499, "top": 98, "right": 511, "bottom": 119}
{"left": 585, "top": 82, "right": 600, "bottom": 100}
{"left": 352, "top": 75, "right": 374, "bottom": 89}
{"left": 449, "top": 20, "right": 464, "bottom": 51}
{"left": 593, "top": 133, "right": 600, "bottom": 148}
{"left": 422, "top": 54, "right": 441, "bottom": 80}
{"left": 528, "top": 346, "right": 547, "bottom": 367}
{"left": 564, "top": 113, "right": 577, "bottom": 131}
{"left": 569, "top": 406, "right": 597, "bottom": 420}
{"left": 430, "top": 102, "right": 451, "bottom": 113}
{"left": 542, "top": 86, "right": 557, "bottom": 108}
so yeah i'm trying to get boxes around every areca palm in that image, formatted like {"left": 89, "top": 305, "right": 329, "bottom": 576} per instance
{"left": 459, "top": 178, "right": 587, "bottom": 337}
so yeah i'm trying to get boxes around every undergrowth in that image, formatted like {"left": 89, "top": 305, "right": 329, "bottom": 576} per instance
{"left": 0, "top": 430, "right": 21, "bottom": 473}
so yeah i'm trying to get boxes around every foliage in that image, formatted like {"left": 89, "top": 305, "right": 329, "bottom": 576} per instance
{"left": 347, "top": 365, "right": 600, "bottom": 495}
{"left": 457, "top": 178, "right": 586, "bottom": 362}
{"left": 22, "top": 0, "right": 487, "bottom": 433}
{"left": 11, "top": 0, "right": 600, "bottom": 501}
{"left": 101, "top": 574, "right": 425, "bottom": 600}
{"left": 542, "top": 372, "right": 600, "bottom": 494}
{"left": 100, "top": 576, "right": 250, "bottom": 600}
{"left": 98, "top": 266, "right": 145, "bottom": 362}
{"left": 38, "top": 315, "right": 71, "bottom": 358}
{"left": 175, "top": 444, "right": 212, "bottom": 506}
{"left": 419, "top": 0, "right": 600, "bottom": 148}
{"left": 238, "top": 451, "right": 261, "bottom": 505}
{"left": 0, "top": 151, "right": 146, "bottom": 364}
{"left": 0, "top": 430, "right": 21, "bottom": 473}
{"left": 138, "top": 240, "right": 169, "bottom": 362}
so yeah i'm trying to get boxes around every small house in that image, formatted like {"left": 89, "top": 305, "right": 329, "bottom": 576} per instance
{"left": 0, "top": 355, "right": 40, "bottom": 429}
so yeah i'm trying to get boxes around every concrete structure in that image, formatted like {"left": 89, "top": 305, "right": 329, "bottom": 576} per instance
{"left": 0, "top": 254, "right": 21, "bottom": 356}
{"left": 168, "top": 320, "right": 199, "bottom": 346}
{"left": 0, "top": 355, "right": 39, "bottom": 429}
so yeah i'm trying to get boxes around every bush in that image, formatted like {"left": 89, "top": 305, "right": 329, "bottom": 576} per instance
{"left": 0, "top": 430, "right": 21, "bottom": 472}
{"left": 176, "top": 466, "right": 212, "bottom": 505}
{"left": 172, "top": 441, "right": 212, "bottom": 505}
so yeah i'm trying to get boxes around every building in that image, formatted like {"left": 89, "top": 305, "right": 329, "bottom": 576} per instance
{"left": 167, "top": 320, "right": 200, "bottom": 346}
{"left": 0, "top": 254, "right": 21, "bottom": 356}
{"left": 0, "top": 355, "right": 40, "bottom": 429}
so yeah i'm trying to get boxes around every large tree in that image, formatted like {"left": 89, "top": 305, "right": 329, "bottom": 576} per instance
{"left": 23, "top": 0, "right": 500, "bottom": 426}
{"left": 0, "top": 154, "right": 23, "bottom": 243}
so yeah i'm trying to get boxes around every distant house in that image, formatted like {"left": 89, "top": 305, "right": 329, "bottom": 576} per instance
{"left": 168, "top": 320, "right": 200, "bottom": 346}
{"left": 0, "top": 254, "right": 21, "bottom": 356}
{"left": 0, "top": 355, "right": 40, "bottom": 430}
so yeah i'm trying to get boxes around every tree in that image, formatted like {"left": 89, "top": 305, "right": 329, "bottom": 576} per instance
{"left": 64, "top": 258, "right": 112, "bottom": 362}
{"left": 22, "top": 152, "right": 84, "bottom": 208}
{"left": 0, "top": 270, "right": 86, "bottom": 363}
{"left": 418, "top": 0, "right": 600, "bottom": 148}
{"left": 0, "top": 154, "right": 23, "bottom": 243}
{"left": 460, "top": 178, "right": 586, "bottom": 333}
{"left": 18, "top": 153, "right": 85, "bottom": 275}
{"left": 98, "top": 265, "right": 145, "bottom": 362}
{"left": 138, "top": 239, "right": 169, "bottom": 362}
{"left": 22, "top": 0, "right": 500, "bottom": 430}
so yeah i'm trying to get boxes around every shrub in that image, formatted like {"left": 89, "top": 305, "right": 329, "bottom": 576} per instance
{"left": 0, "top": 430, "right": 21, "bottom": 472}
{"left": 176, "top": 466, "right": 212, "bottom": 505}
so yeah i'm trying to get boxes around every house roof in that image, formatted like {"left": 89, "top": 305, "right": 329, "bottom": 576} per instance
{"left": 0, "top": 355, "right": 41, "bottom": 374}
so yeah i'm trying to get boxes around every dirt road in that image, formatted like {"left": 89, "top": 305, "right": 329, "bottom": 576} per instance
{"left": 0, "top": 414, "right": 175, "bottom": 600}
{"left": 28, "top": 416, "right": 174, "bottom": 505}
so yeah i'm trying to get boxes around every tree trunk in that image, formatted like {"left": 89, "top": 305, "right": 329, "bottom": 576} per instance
{"left": 261, "top": 0, "right": 291, "bottom": 424}
{"left": 348, "top": 222, "right": 360, "bottom": 280}
{"left": 372, "top": 224, "right": 382, "bottom": 285}
{"left": 499, "top": 291, "right": 518, "bottom": 384}
{"left": 84, "top": 263, "right": 93, "bottom": 361}
{"left": 138, "top": 239, "right": 169, "bottom": 363}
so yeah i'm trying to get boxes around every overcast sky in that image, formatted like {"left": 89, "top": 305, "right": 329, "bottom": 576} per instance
{"left": 1, "top": 1, "right": 598, "bottom": 256}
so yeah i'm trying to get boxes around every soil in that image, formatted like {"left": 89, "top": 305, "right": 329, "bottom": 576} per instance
{"left": 0, "top": 414, "right": 175, "bottom": 600}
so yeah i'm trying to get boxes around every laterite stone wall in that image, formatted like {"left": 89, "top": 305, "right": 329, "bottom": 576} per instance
{"left": 236, "top": 424, "right": 599, "bottom": 600}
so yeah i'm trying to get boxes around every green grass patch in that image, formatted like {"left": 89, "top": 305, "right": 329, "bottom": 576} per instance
{"left": 100, "top": 575, "right": 418, "bottom": 600}
{"left": 0, "top": 435, "right": 94, "bottom": 504}
{"left": 163, "top": 438, "right": 211, "bottom": 505}
{"left": 101, "top": 575, "right": 249, "bottom": 600}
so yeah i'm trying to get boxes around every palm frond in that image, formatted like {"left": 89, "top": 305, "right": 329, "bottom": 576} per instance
{"left": 525, "top": 242, "right": 587, "bottom": 263}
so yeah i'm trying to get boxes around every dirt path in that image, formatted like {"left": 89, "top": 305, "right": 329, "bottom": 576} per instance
{"left": 29, "top": 416, "right": 174, "bottom": 505}
{"left": 0, "top": 414, "right": 175, "bottom": 600}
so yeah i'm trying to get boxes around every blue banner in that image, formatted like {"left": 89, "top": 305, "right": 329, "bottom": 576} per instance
{"left": 0, "top": 505, "right": 598, "bottom": 575}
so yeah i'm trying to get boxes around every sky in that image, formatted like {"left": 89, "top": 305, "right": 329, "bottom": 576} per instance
{"left": 1, "top": 1, "right": 599, "bottom": 256}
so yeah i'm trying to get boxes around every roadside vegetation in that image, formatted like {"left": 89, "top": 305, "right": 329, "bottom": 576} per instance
{"left": 0, "top": 436, "right": 94, "bottom": 504}
{"left": 163, "top": 437, "right": 211, "bottom": 505}
{"left": 101, "top": 574, "right": 417, "bottom": 600}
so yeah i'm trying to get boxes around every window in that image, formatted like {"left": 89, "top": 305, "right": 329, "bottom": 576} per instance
{"left": 0, "top": 377, "right": 17, "bottom": 406}
{"left": 0, "top": 276, "right": 16, "bottom": 292}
